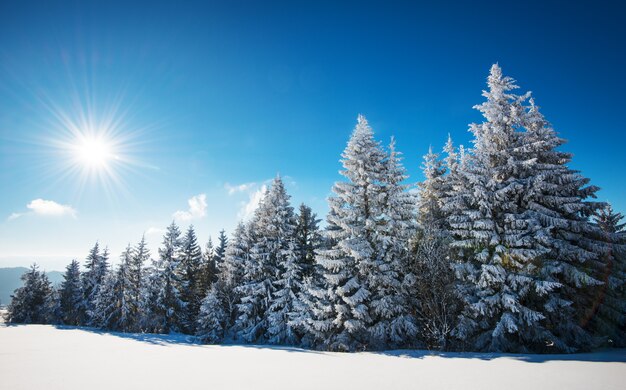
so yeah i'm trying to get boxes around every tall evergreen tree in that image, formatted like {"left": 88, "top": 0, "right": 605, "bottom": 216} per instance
{"left": 82, "top": 243, "right": 109, "bottom": 324}
{"left": 215, "top": 229, "right": 228, "bottom": 266}
{"left": 59, "top": 260, "right": 85, "bottom": 325}
{"left": 302, "top": 115, "right": 414, "bottom": 351}
{"left": 589, "top": 204, "right": 626, "bottom": 346}
{"left": 410, "top": 137, "right": 460, "bottom": 349}
{"left": 198, "top": 237, "right": 217, "bottom": 303}
{"left": 197, "top": 285, "right": 226, "bottom": 343}
{"left": 129, "top": 236, "right": 149, "bottom": 329}
{"left": 178, "top": 225, "right": 204, "bottom": 333}
{"left": 264, "top": 179, "right": 303, "bottom": 344}
{"left": 216, "top": 222, "right": 252, "bottom": 333}
{"left": 364, "top": 137, "right": 417, "bottom": 348}
{"left": 154, "top": 222, "right": 186, "bottom": 333}
{"left": 520, "top": 96, "right": 607, "bottom": 351}
{"left": 6, "top": 264, "right": 54, "bottom": 324}
{"left": 114, "top": 246, "right": 135, "bottom": 331}
{"left": 141, "top": 222, "right": 186, "bottom": 333}
{"left": 295, "top": 204, "right": 322, "bottom": 278}
{"left": 234, "top": 176, "right": 302, "bottom": 344}
{"left": 448, "top": 65, "right": 560, "bottom": 352}
{"left": 417, "top": 145, "right": 446, "bottom": 230}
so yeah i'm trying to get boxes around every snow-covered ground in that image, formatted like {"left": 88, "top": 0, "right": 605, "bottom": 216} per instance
{"left": 0, "top": 322, "right": 624, "bottom": 390}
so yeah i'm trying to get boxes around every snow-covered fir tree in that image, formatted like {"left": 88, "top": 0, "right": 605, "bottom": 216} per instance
{"left": 5, "top": 264, "right": 54, "bottom": 324}
{"left": 142, "top": 222, "right": 186, "bottom": 333}
{"left": 90, "top": 268, "right": 116, "bottom": 329}
{"left": 264, "top": 180, "right": 304, "bottom": 344}
{"left": 302, "top": 115, "right": 415, "bottom": 350}
{"left": 589, "top": 204, "right": 626, "bottom": 346}
{"left": 156, "top": 222, "right": 186, "bottom": 333}
{"left": 417, "top": 145, "right": 446, "bottom": 230}
{"left": 410, "top": 137, "right": 461, "bottom": 349}
{"left": 361, "top": 137, "right": 417, "bottom": 348}
{"left": 178, "top": 225, "right": 204, "bottom": 333}
{"left": 128, "top": 236, "right": 149, "bottom": 329}
{"left": 59, "top": 260, "right": 85, "bottom": 325}
{"left": 139, "top": 264, "right": 162, "bottom": 333}
{"left": 82, "top": 243, "right": 109, "bottom": 325}
{"left": 196, "top": 285, "right": 226, "bottom": 343}
{"left": 295, "top": 203, "right": 322, "bottom": 278}
{"left": 215, "top": 222, "right": 252, "bottom": 333}
{"left": 308, "top": 115, "right": 384, "bottom": 350}
{"left": 234, "top": 176, "right": 303, "bottom": 344}
{"left": 92, "top": 246, "right": 135, "bottom": 331}
{"left": 214, "top": 229, "right": 228, "bottom": 267}
{"left": 444, "top": 65, "right": 597, "bottom": 351}
{"left": 198, "top": 237, "right": 218, "bottom": 302}
{"left": 448, "top": 64, "right": 561, "bottom": 352}
{"left": 519, "top": 96, "right": 607, "bottom": 351}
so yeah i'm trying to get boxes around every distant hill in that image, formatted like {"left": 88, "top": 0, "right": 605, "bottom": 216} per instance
{"left": 0, "top": 267, "right": 63, "bottom": 307}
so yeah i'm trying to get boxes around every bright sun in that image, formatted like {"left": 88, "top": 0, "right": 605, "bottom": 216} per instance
{"left": 75, "top": 136, "right": 113, "bottom": 168}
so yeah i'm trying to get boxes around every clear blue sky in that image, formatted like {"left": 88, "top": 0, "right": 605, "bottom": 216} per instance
{"left": 1, "top": 1, "right": 625, "bottom": 270}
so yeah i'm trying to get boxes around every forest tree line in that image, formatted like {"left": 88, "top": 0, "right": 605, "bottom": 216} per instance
{"left": 6, "top": 64, "right": 625, "bottom": 353}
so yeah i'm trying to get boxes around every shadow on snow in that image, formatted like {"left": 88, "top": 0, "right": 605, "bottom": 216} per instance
{"left": 378, "top": 349, "right": 626, "bottom": 363}
{"left": 4, "top": 322, "right": 625, "bottom": 362}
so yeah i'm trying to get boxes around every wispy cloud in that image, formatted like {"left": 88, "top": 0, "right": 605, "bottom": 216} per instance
{"left": 238, "top": 185, "right": 267, "bottom": 220}
{"left": 7, "top": 199, "right": 77, "bottom": 221}
{"left": 224, "top": 182, "right": 257, "bottom": 195}
{"left": 173, "top": 193, "right": 207, "bottom": 222}
{"left": 145, "top": 226, "right": 166, "bottom": 236}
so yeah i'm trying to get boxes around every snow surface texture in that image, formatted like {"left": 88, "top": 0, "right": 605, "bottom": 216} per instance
{"left": 0, "top": 322, "right": 624, "bottom": 390}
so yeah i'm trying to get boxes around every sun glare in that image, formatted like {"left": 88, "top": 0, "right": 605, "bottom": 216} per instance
{"left": 76, "top": 137, "right": 113, "bottom": 167}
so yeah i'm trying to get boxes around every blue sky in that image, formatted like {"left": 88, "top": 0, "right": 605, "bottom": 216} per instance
{"left": 1, "top": 1, "right": 625, "bottom": 270}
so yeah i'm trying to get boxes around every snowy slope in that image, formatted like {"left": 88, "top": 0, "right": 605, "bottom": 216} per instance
{"left": 0, "top": 323, "right": 624, "bottom": 390}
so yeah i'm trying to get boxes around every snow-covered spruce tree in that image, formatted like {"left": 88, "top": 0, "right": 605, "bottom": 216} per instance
{"left": 215, "top": 229, "right": 228, "bottom": 267}
{"left": 265, "top": 180, "right": 305, "bottom": 344}
{"left": 365, "top": 137, "right": 417, "bottom": 349}
{"left": 232, "top": 204, "right": 267, "bottom": 343}
{"left": 294, "top": 203, "right": 322, "bottom": 278}
{"left": 82, "top": 243, "right": 110, "bottom": 325}
{"left": 198, "top": 237, "right": 218, "bottom": 304}
{"left": 417, "top": 146, "right": 446, "bottom": 230}
{"left": 141, "top": 222, "right": 186, "bottom": 333}
{"left": 217, "top": 222, "right": 252, "bottom": 332}
{"left": 91, "top": 246, "right": 136, "bottom": 331}
{"left": 409, "top": 141, "right": 460, "bottom": 350}
{"left": 59, "top": 260, "right": 85, "bottom": 325}
{"left": 304, "top": 116, "right": 382, "bottom": 350}
{"left": 289, "top": 204, "right": 324, "bottom": 347}
{"left": 448, "top": 64, "right": 559, "bottom": 352}
{"left": 178, "top": 225, "right": 204, "bottom": 333}
{"left": 590, "top": 204, "right": 626, "bottom": 346}
{"left": 197, "top": 285, "right": 226, "bottom": 343}
{"left": 234, "top": 176, "right": 303, "bottom": 344}
{"left": 155, "top": 222, "right": 186, "bottom": 333}
{"left": 5, "top": 264, "right": 54, "bottom": 324}
{"left": 129, "top": 236, "right": 149, "bottom": 330}
{"left": 139, "top": 263, "right": 162, "bottom": 332}
{"left": 520, "top": 97, "right": 607, "bottom": 351}
{"left": 302, "top": 115, "right": 414, "bottom": 351}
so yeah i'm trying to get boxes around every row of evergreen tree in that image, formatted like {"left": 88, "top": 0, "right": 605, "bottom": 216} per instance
{"left": 6, "top": 64, "right": 625, "bottom": 353}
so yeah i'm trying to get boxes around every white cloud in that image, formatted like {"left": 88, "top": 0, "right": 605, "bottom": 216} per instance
{"left": 224, "top": 182, "right": 256, "bottom": 195}
{"left": 7, "top": 199, "right": 77, "bottom": 221}
{"left": 173, "top": 193, "right": 207, "bottom": 222}
{"left": 7, "top": 213, "right": 22, "bottom": 221}
{"left": 145, "top": 227, "right": 166, "bottom": 237}
{"left": 238, "top": 185, "right": 267, "bottom": 220}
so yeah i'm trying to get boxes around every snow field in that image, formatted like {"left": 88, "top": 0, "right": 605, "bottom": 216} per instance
{"left": 0, "top": 324, "right": 624, "bottom": 390}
